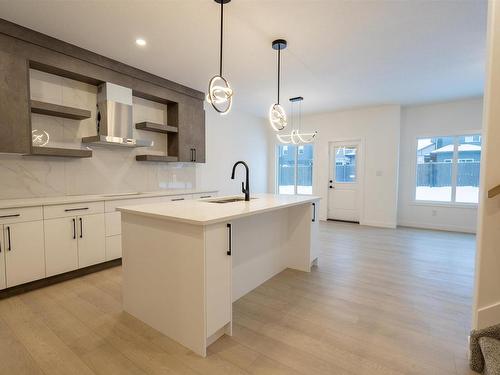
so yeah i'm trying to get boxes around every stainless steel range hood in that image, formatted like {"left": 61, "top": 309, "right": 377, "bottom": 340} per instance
{"left": 82, "top": 83, "right": 153, "bottom": 148}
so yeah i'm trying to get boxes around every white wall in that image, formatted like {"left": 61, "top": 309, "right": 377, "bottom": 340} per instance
{"left": 398, "top": 98, "right": 483, "bottom": 233}
{"left": 269, "top": 105, "right": 401, "bottom": 228}
{"left": 196, "top": 108, "right": 269, "bottom": 196}
{"left": 473, "top": 0, "right": 500, "bottom": 329}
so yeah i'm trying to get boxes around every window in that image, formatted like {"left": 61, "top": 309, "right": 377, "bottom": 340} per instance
{"left": 277, "top": 144, "right": 313, "bottom": 195}
{"left": 415, "top": 134, "right": 481, "bottom": 204}
{"left": 334, "top": 146, "right": 357, "bottom": 183}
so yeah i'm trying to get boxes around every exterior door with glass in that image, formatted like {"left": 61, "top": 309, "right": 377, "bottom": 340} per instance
{"left": 328, "top": 141, "right": 361, "bottom": 222}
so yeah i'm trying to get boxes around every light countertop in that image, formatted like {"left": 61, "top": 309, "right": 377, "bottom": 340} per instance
{"left": 0, "top": 189, "right": 217, "bottom": 209}
{"left": 117, "top": 193, "right": 321, "bottom": 225}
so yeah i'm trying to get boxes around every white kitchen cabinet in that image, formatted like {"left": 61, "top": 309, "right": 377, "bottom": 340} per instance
{"left": 45, "top": 212, "right": 106, "bottom": 275}
{"left": 105, "top": 212, "right": 121, "bottom": 236}
{"left": 77, "top": 214, "right": 106, "bottom": 268}
{"left": 0, "top": 231, "right": 5, "bottom": 289}
{"left": 3, "top": 221, "right": 45, "bottom": 287}
{"left": 44, "top": 217, "right": 78, "bottom": 277}
{"left": 105, "top": 235, "right": 122, "bottom": 261}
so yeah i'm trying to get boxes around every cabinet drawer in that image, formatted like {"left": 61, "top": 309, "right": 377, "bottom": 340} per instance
{"left": 44, "top": 201, "right": 104, "bottom": 219}
{"left": 105, "top": 212, "right": 121, "bottom": 236}
{"left": 0, "top": 206, "right": 43, "bottom": 224}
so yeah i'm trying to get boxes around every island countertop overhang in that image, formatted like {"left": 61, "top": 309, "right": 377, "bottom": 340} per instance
{"left": 117, "top": 193, "right": 321, "bottom": 225}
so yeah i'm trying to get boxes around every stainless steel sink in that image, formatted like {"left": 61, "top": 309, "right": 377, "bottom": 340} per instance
{"left": 205, "top": 197, "right": 256, "bottom": 204}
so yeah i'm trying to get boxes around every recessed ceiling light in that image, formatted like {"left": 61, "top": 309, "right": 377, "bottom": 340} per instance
{"left": 135, "top": 38, "right": 146, "bottom": 47}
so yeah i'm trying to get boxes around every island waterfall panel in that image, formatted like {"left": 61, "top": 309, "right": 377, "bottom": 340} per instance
{"left": 120, "top": 195, "right": 320, "bottom": 357}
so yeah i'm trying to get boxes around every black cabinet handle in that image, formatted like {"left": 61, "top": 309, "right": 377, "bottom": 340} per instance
{"left": 200, "top": 195, "right": 212, "bottom": 199}
{"left": 79, "top": 217, "right": 83, "bottom": 238}
{"left": 190, "top": 148, "right": 194, "bottom": 162}
{"left": 193, "top": 148, "right": 197, "bottom": 162}
{"left": 171, "top": 197, "right": 185, "bottom": 201}
{"left": 72, "top": 218, "right": 76, "bottom": 239}
{"left": 0, "top": 214, "right": 20, "bottom": 219}
{"left": 6, "top": 226, "right": 11, "bottom": 251}
{"left": 65, "top": 207, "right": 89, "bottom": 212}
{"left": 227, "top": 223, "right": 232, "bottom": 256}
{"left": 312, "top": 203, "right": 316, "bottom": 222}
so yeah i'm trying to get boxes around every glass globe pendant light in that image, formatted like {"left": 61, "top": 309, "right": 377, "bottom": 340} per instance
{"left": 269, "top": 39, "right": 288, "bottom": 131}
{"left": 206, "top": 0, "right": 233, "bottom": 115}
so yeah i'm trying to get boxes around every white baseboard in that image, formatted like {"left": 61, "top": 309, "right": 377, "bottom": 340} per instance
{"left": 360, "top": 220, "right": 397, "bottom": 229}
{"left": 476, "top": 302, "right": 500, "bottom": 329}
{"left": 397, "top": 221, "right": 476, "bottom": 234}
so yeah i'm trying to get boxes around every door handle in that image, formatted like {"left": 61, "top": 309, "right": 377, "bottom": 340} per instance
{"left": 79, "top": 217, "right": 83, "bottom": 238}
{"left": 227, "top": 223, "right": 232, "bottom": 256}
{"left": 72, "top": 218, "right": 76, "bottom": 239}
{"left": 312, "top": 203, "right": 316, "bottom": 222}
{"left": 190, "top": 148, "right": 195, "bottom": 162}
{"left": 6, "top": 226, "right": 11, "bottom": 251}
{"left": 193, "top": 148, "right": 197, "bottom": 162}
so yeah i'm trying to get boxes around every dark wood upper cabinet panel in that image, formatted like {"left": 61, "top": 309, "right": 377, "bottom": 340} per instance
{"left": 0, "top": 19, "right": 206, "bottom": 159}
{"left": 177, "top": 100, "right": 206, "bottom": 163}
{"left": 0, "top": 18, "right": 204, "bottom": 101}
{"left": 0, "top": 50, "right": 30, "bottom": 154}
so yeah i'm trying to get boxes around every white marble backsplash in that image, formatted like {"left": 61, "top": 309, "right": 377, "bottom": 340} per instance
{"left": 0, "top": 69, "right": 196, "bottom": 199}
{"left": 0, "top": 150, "right": 196, "bottom": 199}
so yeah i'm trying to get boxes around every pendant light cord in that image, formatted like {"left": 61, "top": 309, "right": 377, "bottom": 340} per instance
{"left": 220, "top": 1, "right": 224, "bottom": 77}
{"left": 277, "top": 48, "right": 281, "bottom": 104}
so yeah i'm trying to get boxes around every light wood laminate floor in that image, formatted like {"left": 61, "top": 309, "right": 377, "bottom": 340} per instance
{"left": 0, "top": 221, "right": 476, "bottom": 375}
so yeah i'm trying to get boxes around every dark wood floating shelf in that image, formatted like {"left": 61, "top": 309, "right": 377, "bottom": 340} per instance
{"left": 30, "top": 146, "right": 93, "bottom": 158}
{"left": 135, "top": 121, "right": 178, "bottom": 134}
{"left": 136, "top": 155, "right": 179, "bottom": 162}
{"left": 31, "top": 100, "right": 92, "bottom": 120}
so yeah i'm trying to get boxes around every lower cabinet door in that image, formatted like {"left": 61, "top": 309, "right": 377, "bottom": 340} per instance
{"left": 4, "top": 221, "right": 45, "bottom": 287}
{"left": 205, "top": 222, "right": 232, "bottom": 337}
{"left": 0, "top": 227, "right": 5, "bottom": 290}
{"left": 77, "top": 214, "right": 105, "bottom": 268}
{"left": 44, "top": 217, "right": 78, "bottom": 277}
{"left": 105, "top": 235, "right": 122, "bottom": 261}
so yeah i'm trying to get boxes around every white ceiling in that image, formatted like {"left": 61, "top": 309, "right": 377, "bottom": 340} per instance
{"left": 0, "top": 0, "right": 487, "bottom": 117}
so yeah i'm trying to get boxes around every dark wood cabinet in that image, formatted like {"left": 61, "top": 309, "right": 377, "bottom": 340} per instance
{"left": 0, "top": 50, "right": 31, "bottom": 154}
{"left": 0, "top": 19, "right": 206, "bottom": 160}
{"left": 177, "top": 103, "right": 206, "bottom": 163}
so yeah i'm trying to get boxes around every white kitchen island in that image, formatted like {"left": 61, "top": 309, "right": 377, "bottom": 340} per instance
{"left": 118, "top": 193, "right": 320, "bottom": 357}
